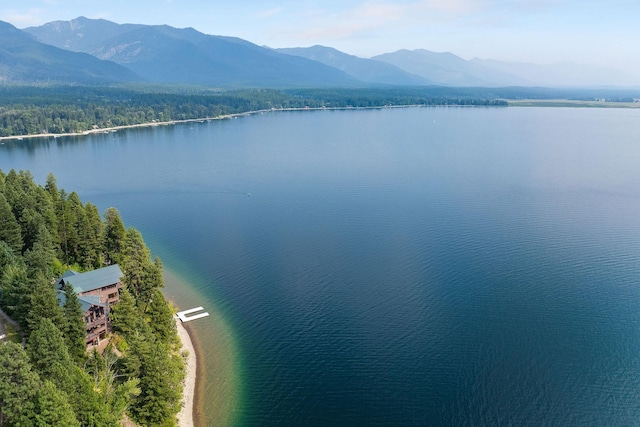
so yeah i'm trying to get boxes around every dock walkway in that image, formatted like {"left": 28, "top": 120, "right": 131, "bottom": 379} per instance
{"left": 176, "top": 307, "right": 210, "bottom": 323}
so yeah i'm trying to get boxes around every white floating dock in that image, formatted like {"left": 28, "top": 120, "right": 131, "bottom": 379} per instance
{"left": 176, "top": 307, "right": 210, "bottom": 323}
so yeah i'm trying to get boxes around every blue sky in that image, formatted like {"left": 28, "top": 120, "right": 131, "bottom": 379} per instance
{"left": 2, "top": 1, "right": 639, "bottom": 75}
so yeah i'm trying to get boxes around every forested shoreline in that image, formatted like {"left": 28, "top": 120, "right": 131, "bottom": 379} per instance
{"left": 0, "top": 169, "right": 185, "bottom": 426}
{"left": 0, "top": 86, "right": 509, "bottom": 137}
{"left": 2, "top": 84, "right": 638, "bottom": 139}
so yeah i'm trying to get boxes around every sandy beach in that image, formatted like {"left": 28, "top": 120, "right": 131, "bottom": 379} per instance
{"left": 176, "top": 320, "right": 197, "bottom": 427}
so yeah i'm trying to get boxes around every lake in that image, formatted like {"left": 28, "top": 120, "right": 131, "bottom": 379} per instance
{"left": 2, "top": 106, "right": 640, "bottom": 426}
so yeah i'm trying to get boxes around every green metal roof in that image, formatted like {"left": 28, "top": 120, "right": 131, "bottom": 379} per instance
{"left": 57, "top": 291, "right": 105, "bottom": 312}
{"left": 78, "top": 295, "right": 104, "bottom": 312}
{"left": 57, "top": 264, "right": 123, "bottom": 294}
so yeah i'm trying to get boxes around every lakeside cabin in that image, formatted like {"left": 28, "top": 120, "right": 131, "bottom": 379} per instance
{"left": 56, "top": 265, "right": 123, "bottom": 347}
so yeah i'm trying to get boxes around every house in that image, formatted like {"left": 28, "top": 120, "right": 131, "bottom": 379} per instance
{"left": 56, "top": 264, "right": 124, "bottom": 346}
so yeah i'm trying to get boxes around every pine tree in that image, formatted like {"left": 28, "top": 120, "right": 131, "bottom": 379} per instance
{"left": 44, "top": 172, "right": 59, "bottom": 203}
{"left": 104, "top": 207, "right": 126, "bottom": 265}
{"left": 25, "top": 274, "right": 65, "bottom": 334}
{"left": 0, "top": 169, "right": 6, "bottom": 193}
{"left": 3, "top": 170, "right": 36, "bottom": 220}
{"left": 121, "top": 228, "right": 163, "bottom": 305}
{"left": 0, "top": 263, "right": 30, "bottom": 326}
{"left": 34, "top": 380, "right": 80, "bottom": 427}
{"left": 146, "top": 288, "right": 177, "bottom": 344}
{"left": 56, "top": 189, "right": 71, "bottom": 265}
{"left": 42, "top": 174, "right": 61, "bottom": 255}
{"left": 62, "top": 192, "right": 83, "bottom": 265}
{"left": 128, "top": 335, "right": 184, "bottom": 426}
{"left": 27, "top": 318, "right": 108, "bottom": 427}
{"left": 84, "top": 202, "right": 104, "bottom": 269}
{"left": 0, "top": 342, "right": 41, "bottom": 426}
{"left": 18, "top": 206, "right": 45, "bottom": 253}
{"left": 0, "top": 243, "right": 20, "bottom": 313}
{"left": 34, "top": 185, "right": 59, "bottom": 255}
{"left": 110, "top": 288, "right": 140, "bottom": 338}
{"left": 27, "top": 318, "right": 74, "bottom": 383}
{"left": 23, "top": 224, "right": 57, "bottom": 280}
{"left": 62, "top": 282, "right": 88, "bottom": 365}
{"left": 4, "top": 171, "right": 42, "bottom": 251}
{"left": 0, "top": 192, "right": 22, "bottom": 254}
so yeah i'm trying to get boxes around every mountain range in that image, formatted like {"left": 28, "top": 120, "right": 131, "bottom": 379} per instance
{"left": 0, "top": 20, "right": 138, "bottom": 84}
{"left": 275, "top": 46, "right": 430, "bottom": 86}
{"left": 24, "top": 17, "right": 359, "bottom": 88}
{"left": 0, "top": 16, "right": 634, "bottom": 88}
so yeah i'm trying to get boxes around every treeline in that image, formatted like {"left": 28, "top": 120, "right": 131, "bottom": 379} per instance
{"left": 285, "top": 87, "right": 510, "bottom": 108}
{"left": 0, "top": 169, "right": 185, "bottom": 426}
{"left": 2, "top": 84, "right": 639, "bottom": 137}
{"left": 0, "top": 86, "right": 508, "bottom": 137}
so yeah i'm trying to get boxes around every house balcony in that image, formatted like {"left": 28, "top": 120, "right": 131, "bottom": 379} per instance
{"left": 85, "top": 329, "right": 107, "bottom": 345}
{"left": 85, "top": 318, "right": 107, "bottom": 329}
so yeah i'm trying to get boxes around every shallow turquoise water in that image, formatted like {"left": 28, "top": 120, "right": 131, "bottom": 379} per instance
{"left": 3, "top": 107, "right": 640, "bottom": 426}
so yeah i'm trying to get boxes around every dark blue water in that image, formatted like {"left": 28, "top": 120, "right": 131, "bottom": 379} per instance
{"left": 2, "top": 107, "right": 640, "bottom": 426}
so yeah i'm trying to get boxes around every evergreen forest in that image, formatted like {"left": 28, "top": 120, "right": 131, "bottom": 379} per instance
{"left": 0, "top": 169, "right": 185, "bottom": 427}
{"left": 0, "top": 86, "right": 509, "bottom": 137}
{"left": 1, "top": 85, "right": 639, "bottom": 138}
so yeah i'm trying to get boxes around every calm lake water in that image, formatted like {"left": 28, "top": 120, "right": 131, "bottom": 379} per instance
{"left": 2, "top": 107, "right": 640, "bottom": 426}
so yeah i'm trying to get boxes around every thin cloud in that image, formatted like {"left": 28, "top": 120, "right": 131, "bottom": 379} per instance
{"left": 266, "top": 0, "right": 500, "bottom": 43}
{"left": 269, "top": 1, "right": 407, "bottom": 42}
{"left": 256, "top": 7, "right": 285, "bottom": 19}
{"left": 415, "top": 0, "right": 483, "bottom": 15}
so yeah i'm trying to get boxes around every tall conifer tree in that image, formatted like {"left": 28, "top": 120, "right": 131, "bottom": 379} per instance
{"left": 62, "top": 282, "right": 88, "bottom": 365}
{"left": 27, "top": 318, "right": 108, "bottom": 427}
{"left": 34, "top": 381, "right": 80, "bottom": 427}
{"left": 84, "top": 202, "right": 104, "bottom": 268}
{"left": 0, "top": 263, "right": 30, "bottom": 326}
{"left": 25, "top": 275, "right": 64, "bottom": 334}
{"left": 0, "top": 192, "right": 22, "bottom": 254}
{"left": 0, "top": 342, "right": 40, "bottom": 426}
{"left": 104, "top": 207, "right": 126, "bottom": 265}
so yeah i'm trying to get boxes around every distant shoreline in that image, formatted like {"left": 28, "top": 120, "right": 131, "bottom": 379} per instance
{"left": 2, "top": 101, "right": 637, "bottom": 143}
{"left": 0, "top": 110, "right": 270, "bottom": 142}
{"left": 0, "top": 104, "right": 466, "bottom": 143}
{"left": 507, "top": 99, "right": 640, "bottom": 108}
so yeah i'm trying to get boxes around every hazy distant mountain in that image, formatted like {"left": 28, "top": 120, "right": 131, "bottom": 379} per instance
{"left": 276, "top": 45, "right": 430, "bottom": 86}
{"left": 26, "top": 18, "right": 360, "bottom": 88}
{"left": 25, "top": 16, "right": 145, "bottom": 52}
{"left": 372, "top": 49, "right": 529, "bottom": 87}
{"left": 470, "top": 58, "right": 639, "bottom": 88}
{"left": 373, "top": 49, "right": 638, "bottom": 88}
{"left": 0, "top": 20, "right": 139, "bottom": 84}
{"left": 21, "top": 17, "right": 637, "bottom": 88}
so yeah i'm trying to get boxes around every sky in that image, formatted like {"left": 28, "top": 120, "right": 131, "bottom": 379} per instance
{"left": 1, "top": 0, "right": 639, "bottom": 75}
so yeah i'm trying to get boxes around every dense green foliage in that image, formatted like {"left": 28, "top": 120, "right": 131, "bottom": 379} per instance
{"left": 0, "top": 85, "right": 511, "bottom": 137}
{"left": 0, "top": 169, "right": 185, "bottom": 426}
